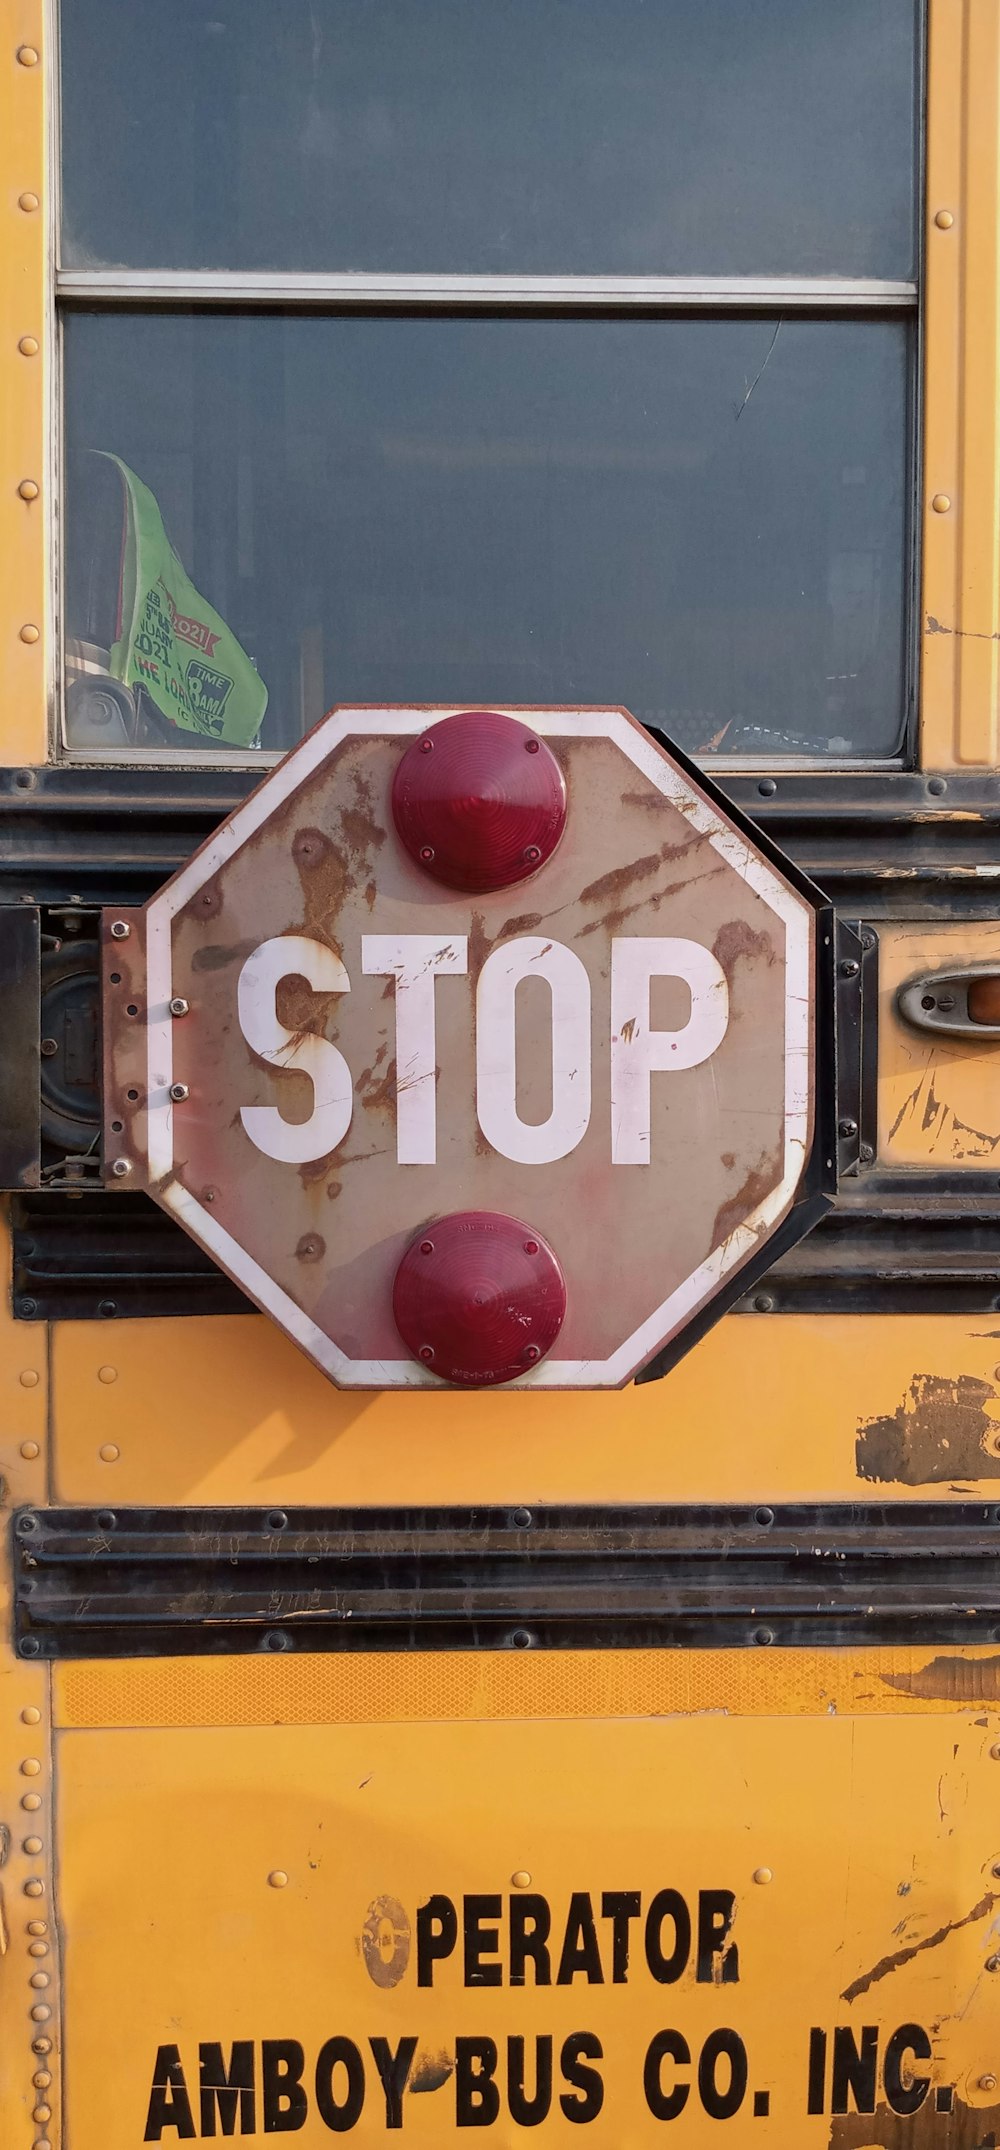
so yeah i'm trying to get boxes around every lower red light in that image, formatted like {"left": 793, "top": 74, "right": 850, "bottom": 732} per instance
{"left": 392, "top": 710, "right": 567, "bottom": 893}
{"left": 393, "top": 1210, "right": 567, "bottom": 1386}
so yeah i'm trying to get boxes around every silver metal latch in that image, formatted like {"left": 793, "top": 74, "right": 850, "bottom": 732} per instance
{"left": 897, "top": 965, "right": 1000, "bottom": 1038}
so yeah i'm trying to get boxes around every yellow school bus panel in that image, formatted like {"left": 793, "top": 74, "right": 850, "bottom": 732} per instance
{"left": 50, "top": 1305, "right": 1000, "bottom": 1506}
{"left": 879, "top": 924, "right": 1000, "bottom": 1168}
{"left": 46, "top": 1653, "right": 1000, "bottom": 2147}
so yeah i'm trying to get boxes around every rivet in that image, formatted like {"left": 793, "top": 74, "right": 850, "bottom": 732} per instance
{"left": 99, "top": 1443, "right": 120, "bottom": 1463}
{"left": 31, "top": 2036, "right": 51, "bottom": 2053}
{"left": 18, "top": 336, "right": 39, "bottom": 356}
{"left": 19, "top": 624, "right": 39, "bottom": 644}
{"left": 24, "top": 1878, "right": 44, "bottom": 1896}
{"left": 97, "top": 1366, "right": 119, "bottom": 1388}
{"left": 935, "top": 210, "right": 955, "bottom": 229}
{"left": 169, "top": 997, "right": 190, "bottom": 1017}
{"left": 27, "top": 1922, "right": 47, "bottom": 1937}
{"left": 28, "top": 1941, "right": 47, "bottom": 1956}
{"left": 32, "top": 2070, "right": 52, "bottom": 2087}
{"left": 268, "top": 1869, "right": 289, "bottom": 1888}
{"left": 987, "top": 1953, "right": 1000, "bottom": 1972}
{"left": 29, "top": 1971, "right": 49, "bottom": 1988}
{"left": 35, "top": 2138, "right": 52, "bottom": 2149}
{"left": 111, "top": 1158, "right": 131, "bottom": 1178}
{"left": 420, "top": 1239, "right": 434, "bottom": 1255}
{"left": 753, "top": 1867, "right": 773, "bottom": 1885}
{"left": 23, "top": 1837, "right": 43, "bottom": 1855}
{"left": 753, "top": 1294, "right": 774, "bottom": 1313}
{"left": 19, "top": 1369, "right": 40, "bottom": 1388}
{"left": 32, "top": 2109, "right": 51, "bottom": 2127}
{"left": 17, "top": 478, "right": 39, "bottom": 500}
{"left": 21, "top": 1794, "right": 42, "bottom": 1811}
{"left": 511, "top": 1871, "right": 532, "bottom": 1888}
{"left": 991, "top": 1745, "right": 1000, "bottom": 1761}
{"left": 932, "top": 493, "right": 952, "bottom": 514}
{"left": 980, "top": 2075, "right": 998, "bottom": 2092}
{"left": 30, "top": 2003, "right": 50, "bottom": 2020}
{"left": 16, "top": 45, "right": 40, "bottom": 65}
{"left": 21, "top": 1708, "right": 40, "bottom": 1725}
{"left": 18, "top": 192, "right": 39, "bottom": 212}
{"left": 20, "top": 1759, "right": 41, "bottom": 1777}
{"left": 169, "top": 1082, "right": 189, "bottom": 1102}
{"left": 19, "top": 1441, "right": 41, "bottom": 1462}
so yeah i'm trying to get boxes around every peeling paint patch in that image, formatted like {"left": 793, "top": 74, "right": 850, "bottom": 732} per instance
{"left": 881, "top": 1654, "right": 1000, "bottom": 1705}
{"left": 856, "top": 1375, "right": 1000, "bottom": 1484}
{"left": 840, "top": 1891, "right": 996, "bottom": 2004}
{"left": 409, "top": 2049, "right": 454, "bottom": 2094}
{"left": 829, "top": 2093, "right": 1000, "bottom": 2148}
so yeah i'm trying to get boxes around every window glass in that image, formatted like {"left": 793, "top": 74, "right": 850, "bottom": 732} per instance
{"left": 63, "top": 313, "right": 909, "bottom": 759}
{"left": 60, "top": 0, "right": 919, "bottom": 276}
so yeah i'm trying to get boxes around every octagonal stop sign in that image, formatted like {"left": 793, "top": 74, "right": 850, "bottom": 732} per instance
{"left": 102, "top": 707, "right": 830, "bottom": 1390}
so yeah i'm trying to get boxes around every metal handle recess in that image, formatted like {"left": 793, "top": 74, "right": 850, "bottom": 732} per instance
{"left": 897, "top": 966, "right": 1000, "bottom": 1038}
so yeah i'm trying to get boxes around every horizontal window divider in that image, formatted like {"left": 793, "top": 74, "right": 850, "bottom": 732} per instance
{"left": 55, "top": 269, "right": 918, "bottom": 311}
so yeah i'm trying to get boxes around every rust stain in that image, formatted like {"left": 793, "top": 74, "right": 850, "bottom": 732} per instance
{"left": 620, "top": 1017, "right": 637, "bottom": 1044}
{"left": 498, "top": 911, "right": 544, "bottom": 937}
{"left": 840, "top": 1892, "right": 996, "bottom": 2004}
{"left": 357, "top": 1057, "right": 398, "bottom": 1117}
{"left": 580, "top": 850, "right": 664, "bottom": 906}
{"left": 713, "top": 1152, "right": 781, "bottom": 1248}
{"left": 856, "top": 1375, "right": 1000, "bottom": 1485}
{"left": 364, "top": 879, "right": 377, "bottom": 910}
{"left": 468, "top": 910, "right": 491, "bottom": 977}
{"left": 881, "top": 1654, "right": 1000, "bottom": 1705}
{"left": 191, "top": 937, "right": 258, "bottom": 973}
{"left": 325, "top": 1180, "right": 343, "bottom": 1201}
{"left": 574, "top": 867, "right": 723, "bottom": 941}
{"left": 340, "top": 801, "right": 387, "bottom": 863}
{"left": 713, "top": 918, "right": 776, "bottom": 971}
{"left": 721, "top": 1151, "right": 736, "bottom": 1169}
{"left": 829, "top": 2094, "right": 1000, "bottom": 2149}
{"left": 291, "top": 825, "right": 350, "bottom": 948}
{"left": 409, "top": 2050, "right": 454, "bottom": 2094}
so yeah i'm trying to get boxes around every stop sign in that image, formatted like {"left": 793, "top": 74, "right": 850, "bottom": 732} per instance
{"left": 102, "top": 707, "right": 825, "bottom": 1389}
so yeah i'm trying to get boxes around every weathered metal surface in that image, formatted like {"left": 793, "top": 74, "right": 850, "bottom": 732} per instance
{"left": 0, "top": 904, "right": 40, "bottom": 1186}
{"left": 101, "top": 706, "right": 820, "bottom": 1390}
{"left": 52, "top": 1671, "right": 1000, "bottom": 2146}
{"left": 16, "top": 1501, "right": 1000, "bottom": 1657}
{"left": 880, "top": 925, "right": 1000, "bottom": 1168}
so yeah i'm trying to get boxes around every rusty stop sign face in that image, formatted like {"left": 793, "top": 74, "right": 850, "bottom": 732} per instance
{"left": 102, "top": 707, "right": 827, "bottom": 1389}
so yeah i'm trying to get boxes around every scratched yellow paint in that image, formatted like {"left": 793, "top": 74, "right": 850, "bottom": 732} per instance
{"left": 878, "top": 923, "right": 1000, "bottom": 1167}
{"left": 921, "top": 0, "right": 1000, "bottom": 767}
{"left": 55, "top": 1701, "right": 1000, "bottom": 2146}
{"left": 0, "top": 0, "right": 50, "bottom": 763}
{"left": 50, "top": 1305, "right": 1000, "bottom": 1504}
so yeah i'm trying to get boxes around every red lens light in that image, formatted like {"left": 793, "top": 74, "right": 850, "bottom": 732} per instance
{"left": 393, "top": 1210, "right": 567, "bottom": 1386}
{"left": 392, "top": 711, "right": 567, "bottom": 893}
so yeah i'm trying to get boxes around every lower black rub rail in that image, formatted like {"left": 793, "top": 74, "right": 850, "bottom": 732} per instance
{"left": 13, "top": 1502, "right": 1000, "bottom": 1658}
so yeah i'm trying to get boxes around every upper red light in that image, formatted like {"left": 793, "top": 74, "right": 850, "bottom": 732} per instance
{"left": 391, "top": 710, "right": 567, "bottom": 893}
{"left": 392, "top": 1209, "right": 567, "bottom": 1386}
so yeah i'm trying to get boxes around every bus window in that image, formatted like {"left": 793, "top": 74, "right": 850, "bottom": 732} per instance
{"left": 57, "top": 0, "right": 920, "bottom": 763}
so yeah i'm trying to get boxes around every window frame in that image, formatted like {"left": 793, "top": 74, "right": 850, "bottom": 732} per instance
{"left": 32, "top": 3, "right": 965, "bottom": 774}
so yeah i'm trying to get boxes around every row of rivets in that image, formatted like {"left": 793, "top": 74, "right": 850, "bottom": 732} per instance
{"left": 13, "top": 36, "right": 42, "bottom": 680}
{"left": 15, "top": 1657, "right": 53, "bottom": 2150}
